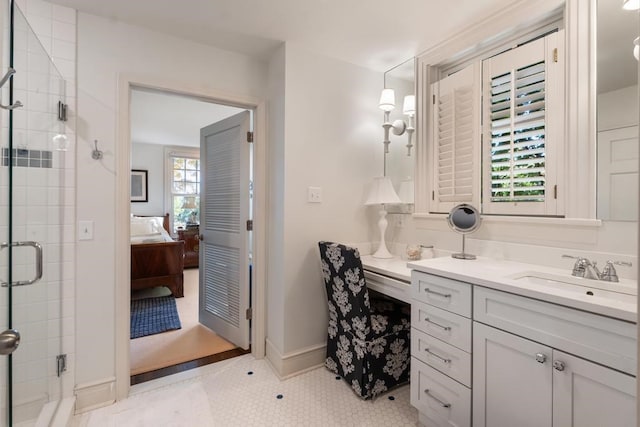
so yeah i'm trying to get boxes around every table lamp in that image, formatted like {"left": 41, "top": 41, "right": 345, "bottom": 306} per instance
{"left": 365, "top": 176, "right": 401, "bottom": 258}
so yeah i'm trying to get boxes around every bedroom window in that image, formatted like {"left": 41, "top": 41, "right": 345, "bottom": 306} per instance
{"left": 170, "top": 155, "right": 200, "bottom": 232}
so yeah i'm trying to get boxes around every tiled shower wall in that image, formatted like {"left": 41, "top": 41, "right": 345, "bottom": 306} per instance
{"left": 0, "top": 0, "right": 77, "bottom": 422}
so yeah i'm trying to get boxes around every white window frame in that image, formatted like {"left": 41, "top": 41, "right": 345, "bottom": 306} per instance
{"left": 164, "top": 146, "right": 200, "bottom": 235}
{"left": 415, "top": 0, "right": 596, "bottom": 223}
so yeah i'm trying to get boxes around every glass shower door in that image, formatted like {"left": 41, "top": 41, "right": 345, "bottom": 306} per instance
{"left": 0, "top": 1, "right": 67, "bottom": 425}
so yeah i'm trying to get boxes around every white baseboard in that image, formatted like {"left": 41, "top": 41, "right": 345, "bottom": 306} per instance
{"left": 74, "top": 377, "right": 116, "bottom": 414}
{"left": 265, "top": 339, "right": 326, "bottom": 379}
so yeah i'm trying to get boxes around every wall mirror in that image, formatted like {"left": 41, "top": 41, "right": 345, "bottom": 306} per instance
{"left": 384, "top": 57, "right": 415, "bottom": 206}
{"left": 447, "top": 203, "right": 481, "bottom": 260}
{"left": 597, "top": 0, "right": 638, "bottom": 221}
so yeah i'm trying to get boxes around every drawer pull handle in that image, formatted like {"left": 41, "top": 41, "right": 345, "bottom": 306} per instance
{"left": 424, "top": 317, "right": 452, "bottom": 331}
{"left": 424, "top": 389, "right": 451, "bottom": 408}
{"left": 425, "top": 348, "right": 451, "bottom": 364}
{"left": 425, "top": 288, "right": 452, "bottom": 298}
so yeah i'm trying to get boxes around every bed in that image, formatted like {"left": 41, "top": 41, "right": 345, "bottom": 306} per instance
{"left": 130, "top": 214, "right": 185, "bottom": 298}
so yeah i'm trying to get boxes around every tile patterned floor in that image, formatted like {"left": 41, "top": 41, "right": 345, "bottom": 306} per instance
{"left": 72, "top": 354, "right": 418, "bottom": 426}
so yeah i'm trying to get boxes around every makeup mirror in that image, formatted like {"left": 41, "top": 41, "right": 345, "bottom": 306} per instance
{"left": 447, "top": 203, "right": 481, "bottom": 260}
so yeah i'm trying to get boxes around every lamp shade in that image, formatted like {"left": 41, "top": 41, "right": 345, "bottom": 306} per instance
{"left": 397, "top": 179, "right": 415, "bottom": 204}
{"left": 623, "top": 0, "right": 639, "bottom": 10}
{"left": 182, "top": 197, "right": 198, "bottom": 209}
{"left": 402, "top": 95, "right": 416, "bottom": 116}
{"left": 365, "top": 176, "right": 402, "bottom": 205}
{"left": 378, "top": 89, "right": 395, "bottom": 112}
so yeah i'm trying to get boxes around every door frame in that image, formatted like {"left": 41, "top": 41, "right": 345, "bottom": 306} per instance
{"left": 114, "top": 74, "right": 267, "bottom": 400}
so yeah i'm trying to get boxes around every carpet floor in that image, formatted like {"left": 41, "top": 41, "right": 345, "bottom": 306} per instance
{"left": 130, "top": 268, "right": 237, "bottom": 375}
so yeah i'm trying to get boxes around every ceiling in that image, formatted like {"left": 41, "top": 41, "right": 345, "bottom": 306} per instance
{"left": 131, "top": 89, "right": 244, "bottom": 147}
{"left": 598, "top": 0, "right": 638, "bottom": 94}
{"left": 45, "top": 0, "right": 515, "bottom": 72}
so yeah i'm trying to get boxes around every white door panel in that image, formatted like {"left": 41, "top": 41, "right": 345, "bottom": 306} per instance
{"left": 199, "top": 111, "right": 251, "bottom": 349}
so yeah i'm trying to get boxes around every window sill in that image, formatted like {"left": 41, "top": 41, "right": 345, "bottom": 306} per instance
{"left": 413, "top": 212, "right": 602, "bottom": 228}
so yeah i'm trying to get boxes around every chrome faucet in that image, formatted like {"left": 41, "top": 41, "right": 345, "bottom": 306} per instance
{"left": 562, "top": 255, "right": 632, "bottom": 282}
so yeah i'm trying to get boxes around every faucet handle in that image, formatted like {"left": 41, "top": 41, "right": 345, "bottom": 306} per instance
{"left": 600, "top": 260, "right": 633, "bottom": 283}
{"left": 562, "top": 254, "right": 589, "bottom": 277}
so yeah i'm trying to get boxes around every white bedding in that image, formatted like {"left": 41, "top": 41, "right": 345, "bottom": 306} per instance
{"left": 130, "top": 216, "right": 173, "bottom": 244}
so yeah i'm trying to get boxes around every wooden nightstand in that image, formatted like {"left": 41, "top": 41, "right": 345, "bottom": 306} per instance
{"left": 177, "top": 226, "right": 199, "bottom": 268}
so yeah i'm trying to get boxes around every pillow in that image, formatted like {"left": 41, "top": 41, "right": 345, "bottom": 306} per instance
{"left": 130, "top": 217, "right": 157, "bottom": 236}
{"left": 133, "top": 216, "right": 166, "bottom": 232}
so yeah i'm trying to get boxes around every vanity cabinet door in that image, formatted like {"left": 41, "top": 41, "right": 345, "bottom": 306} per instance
{"left": 473, "top": 322, "right": 552, "bottom": 427}
{"left": 553, "top": 350, "right": 636, "bottom": 427}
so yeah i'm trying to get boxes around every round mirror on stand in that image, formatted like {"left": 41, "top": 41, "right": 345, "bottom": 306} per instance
{"left": 447, "top": 203, "right": 481, "bottom": 260}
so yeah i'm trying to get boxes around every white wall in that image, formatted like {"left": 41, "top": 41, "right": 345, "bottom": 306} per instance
{"left": 130, "top": 142, "right": 164, "bottom": 216}
{"left": 598, "top": 85, "right": 638, "bottom": 131}
{"left": 75, "top": 12, "right": 267, "bottom": 408}
{"left": 264, "top": 43, "right": 383, "bottom": 372}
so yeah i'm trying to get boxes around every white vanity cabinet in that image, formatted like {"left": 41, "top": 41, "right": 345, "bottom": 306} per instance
{"left": 411, "top": 271, "right": 472, "bottom": 427}
{"left": 473, "top": 287, "right": 636, "bottom": 427}
{"left": 409, "top": 267, "right": 637, "bottom": 427}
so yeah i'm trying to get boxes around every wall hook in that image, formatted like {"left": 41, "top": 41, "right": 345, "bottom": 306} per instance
{"left": 92, "top": 139, "right": 103, "bottom": 160}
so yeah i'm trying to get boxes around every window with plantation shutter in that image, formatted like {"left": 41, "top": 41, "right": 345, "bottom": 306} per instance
{"left": 482, "top": 32, "right": 563, "bottom": 215}
{"left": 430, "top": 62, "right": 481, "bottom": 213}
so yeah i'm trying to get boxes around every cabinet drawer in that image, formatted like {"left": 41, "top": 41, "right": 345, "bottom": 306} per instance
{"left": 412, "top": 271, "right": 471, "bottom": 317}
{"left": 412, "top": 301, "right": 471, "bottom": 352}
{"left": 412, "top": 327, "right": 471, "bottom": 387}
{"left": 474, "top": 286, "right": 637, "bottom": 375}
{"left": 364, "top": 270, "right": 411, "bottom": 304}
{"left": 411, "top": 357, "right": 471, "bottom": 427}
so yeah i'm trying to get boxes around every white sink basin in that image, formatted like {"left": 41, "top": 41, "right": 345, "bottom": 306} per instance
{"left": 509, "top": 271, "right": 637, "bottom": 305}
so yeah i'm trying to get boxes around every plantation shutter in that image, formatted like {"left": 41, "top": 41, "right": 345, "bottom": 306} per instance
{"left": 430, "top": 62, "right": 481, "bottom": 213}
{"left": 482, "top": 31, "right": 563, "bottom": 215}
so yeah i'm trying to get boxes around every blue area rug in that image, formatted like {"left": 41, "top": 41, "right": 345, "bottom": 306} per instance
{"left": 131, "top": 296, "right": 182, "bottom": 339}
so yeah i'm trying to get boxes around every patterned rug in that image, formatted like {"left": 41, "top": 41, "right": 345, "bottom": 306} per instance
{"left": 131, "top": 296, "right": 182, "bottom": 339}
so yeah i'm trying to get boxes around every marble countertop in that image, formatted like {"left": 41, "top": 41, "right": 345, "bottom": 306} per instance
{"left": 361, "top": 255, "right": 412, "bottom": 282}
{"left": 408, "top": 256, "right": 637, "bottom": 323}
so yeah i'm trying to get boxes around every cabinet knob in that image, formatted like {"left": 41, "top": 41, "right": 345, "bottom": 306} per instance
{"left": 553, "top": 360, "right": 565, "bottom": 371}
{"left": 535, "top": 353, "right": 547, "bottom": 364}
{"left": 199, "top": 234, "right": 204, "bottom": 241}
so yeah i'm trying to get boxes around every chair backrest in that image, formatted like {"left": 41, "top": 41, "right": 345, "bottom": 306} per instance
{"left": 318, "top": 241, "right": 372, "bottom": 334}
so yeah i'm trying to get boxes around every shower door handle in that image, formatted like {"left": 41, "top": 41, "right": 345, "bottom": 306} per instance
{"left": 0, "top": 329, "right": 20, "bottom": 355}
{"left": 0, "top": 241, "right": 43, "bottom": 287}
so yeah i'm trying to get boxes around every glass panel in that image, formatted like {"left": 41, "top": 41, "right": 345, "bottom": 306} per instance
{"left": 3, "top": 3, "right": 66, "bottom": 424}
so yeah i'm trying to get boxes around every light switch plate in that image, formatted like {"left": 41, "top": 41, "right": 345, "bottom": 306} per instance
{"left": 308, "top": 186, "right": 322, "bottom": 203}
{"left": 78, "top": 220, "right": 94, "bottom": 240}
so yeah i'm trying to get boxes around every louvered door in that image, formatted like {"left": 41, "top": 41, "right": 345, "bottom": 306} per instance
{"left": 199, "top": 111, "right": 250, "bottom": 349}
{"left": 482, "top": 31, "right": 563, "bottom": 215}
{"left": 430, "top": 62, "right": 481, "bottom": 213}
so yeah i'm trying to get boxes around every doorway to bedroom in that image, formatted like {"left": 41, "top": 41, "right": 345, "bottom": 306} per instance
{"left": 128, "top": 88, "right": 252, "bottom": 383}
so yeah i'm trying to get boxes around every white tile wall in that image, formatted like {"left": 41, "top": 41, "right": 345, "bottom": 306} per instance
{"left": 3, "top": 0, "right": 77, "bottom": 424}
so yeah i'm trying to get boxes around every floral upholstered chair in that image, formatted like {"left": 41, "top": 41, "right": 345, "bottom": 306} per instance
{"left": 318, "top": 241, "right": 410, "bottom": 399}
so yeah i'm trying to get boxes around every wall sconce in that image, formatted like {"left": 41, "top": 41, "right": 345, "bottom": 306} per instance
{"left": 378, "top": 89, "right": 415, "bottom": 155}
{"left": 634, "top": 37, "right": 639, "bottom": 61}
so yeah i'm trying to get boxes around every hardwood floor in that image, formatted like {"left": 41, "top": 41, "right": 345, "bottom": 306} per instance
{"left": 130, "top": 268, "right": 244, "bottom": 383}
{"left": 130, "top": 347, "right": 250, "bottom": 385}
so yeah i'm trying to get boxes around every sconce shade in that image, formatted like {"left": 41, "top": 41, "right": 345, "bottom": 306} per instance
{"left": 634, "top": 37, "right": 639, "bottom": 61}
{"left": 365, "top": 176, "right": 402, "bottom": 205}
{"left": 397, "top": 179, "right": 415, "bottom": 204}
{"left": 378, "top": 88, "right": 395, "bottom": 112}
{"left": 52, "top": 133, "right": 69, "bottom": 151}
{"left": 403, "top": 95, "right": 416, "bottom": 116}
{"left": 623, "top": 0, "right": 639, "bottom": 10}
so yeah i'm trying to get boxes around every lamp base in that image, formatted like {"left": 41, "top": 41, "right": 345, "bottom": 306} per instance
{"left": 451, "top": 252, "right": 476, "bottom": 260}
{"left": 372, "top": 209, "right": 394, "bottom": 259}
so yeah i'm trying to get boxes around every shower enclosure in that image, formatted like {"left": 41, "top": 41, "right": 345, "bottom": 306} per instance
{"left": 0, "top": 1, "right": 68, "bottom": 425}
